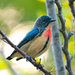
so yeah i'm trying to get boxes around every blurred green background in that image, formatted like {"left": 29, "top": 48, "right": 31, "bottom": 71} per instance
{"left": 0, "top": 0, "right": 75, "bottom": 75}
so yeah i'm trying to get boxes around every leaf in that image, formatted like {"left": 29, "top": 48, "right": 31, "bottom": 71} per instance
{"left": 74, "top": 1, "right": 75, "bottom": 7}
{"left": 62, "top": 1, "right": 69, "bottom": 8}
{"left": 0, "top": 56, "right": 8, "bottom": 70}
{"left": 65, "top": 18, "right": 72, "bottom": 30}
{"left": 69, "top": 41, "right": 75, "bottom": 55}
{"left": 35, "top": 57, "right": 45, "bottom": 64}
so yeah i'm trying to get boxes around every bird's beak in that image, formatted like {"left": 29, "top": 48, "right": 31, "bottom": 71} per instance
{"left": 50, "top": 19, "right": 56, "bottom": 22}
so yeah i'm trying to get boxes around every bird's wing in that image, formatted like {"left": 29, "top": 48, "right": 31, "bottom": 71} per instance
{"left": 17, "top": 28, "right": 39, "bottom": 48}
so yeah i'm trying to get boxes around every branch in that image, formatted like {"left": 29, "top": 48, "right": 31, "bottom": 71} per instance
{"left": 68, "top": 0, "right": 75, "bottom": 18}
{"left": 0, "top": 29, "right": 52, "bottom": 75}
{"left": 55, "top": 0, "right": 74, "bottom": 75}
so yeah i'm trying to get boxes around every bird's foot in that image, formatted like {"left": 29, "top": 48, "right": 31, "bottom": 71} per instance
{"left": 24, "top": 52, "right": 32, "bottom": 61}
{"left": 35, "top": 58, "right": 44, "bottom": 70}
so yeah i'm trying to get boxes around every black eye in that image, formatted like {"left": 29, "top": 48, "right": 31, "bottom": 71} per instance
{"left": 43, "top": 19, "right": 45, "bottom": 21}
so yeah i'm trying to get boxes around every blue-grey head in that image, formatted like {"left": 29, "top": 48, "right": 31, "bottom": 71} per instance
{"left": 34, "top": 15, "right": 55, "bottom": 28}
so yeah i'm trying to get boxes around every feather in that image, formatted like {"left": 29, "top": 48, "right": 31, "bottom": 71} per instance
{"left": 44, "top": 29, "right": 52, "bottom": 40}
{"left": 17, "top": 28, "right": 39, "bottom": 48}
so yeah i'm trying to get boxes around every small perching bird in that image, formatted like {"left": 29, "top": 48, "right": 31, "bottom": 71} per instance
{"left": 6, "top": 15, "right": 55, "bottom": 61}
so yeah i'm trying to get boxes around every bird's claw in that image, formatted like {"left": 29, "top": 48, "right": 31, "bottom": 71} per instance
{"left": 24, "top": 52, "right": 32, "bottom": 61}
{"left": 35, "top": 58, "right": 44, "bottom": 70}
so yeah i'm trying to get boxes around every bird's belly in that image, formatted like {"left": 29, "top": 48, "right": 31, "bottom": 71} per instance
{"left": 26, "top": 36, "right": 50, "bottom": 58}
{"left": 35, "top": 37, "right": 51, "bottom": 57}
{"left": 12, "top": 39, "right": 50, "bottom": 58}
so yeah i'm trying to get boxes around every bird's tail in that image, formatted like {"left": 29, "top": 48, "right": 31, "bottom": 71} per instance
{"left": 6, "top": 50, "right": 17, "bottom": 60}
{"left": 6, "top": 56, "right": 12, "bottom": 60}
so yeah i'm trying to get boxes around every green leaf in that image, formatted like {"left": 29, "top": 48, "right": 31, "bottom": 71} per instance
{"left": 69, "top": 41, "right": 75, "bottom": 55}
{"left": 0, "top": 56, "right": 8, "bottom": 70}
{"left": 65, "top": 18, "right": 72, "bottom": 30}
{"left": 35, "top": 57, "right": 45, "bottom": 64}
{"left": 74, "top": 1, "right": 75, "bottom": 7}
{"left": 62, "top": 1, "right": 69, "bottom": 8}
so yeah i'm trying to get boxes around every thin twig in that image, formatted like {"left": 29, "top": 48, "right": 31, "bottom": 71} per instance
{"left": 55, "top": 0, "right": 74, "bottom": 75}
{"left": 0, "top": 29, "right": 52, "bottom": 75}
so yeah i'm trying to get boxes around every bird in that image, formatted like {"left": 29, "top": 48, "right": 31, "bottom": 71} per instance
{"left": 6, "top": 15, "right": 55, "bottom": 61}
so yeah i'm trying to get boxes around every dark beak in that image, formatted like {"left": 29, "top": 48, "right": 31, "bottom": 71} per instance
{"left": 50, "top": 19, "right": 56, "bottom": 22}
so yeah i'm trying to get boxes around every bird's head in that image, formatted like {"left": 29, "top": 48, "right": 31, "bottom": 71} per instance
{"left": 34, "top": 15, "right": 55, "bottom": 29}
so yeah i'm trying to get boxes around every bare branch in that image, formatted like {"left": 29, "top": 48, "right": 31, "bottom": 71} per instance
{"left": 0, "top": 29, "right": 52, "bottom": 75}
{"left": 68, "top": 32, "right": 73, "bottom": 39}
{"left": 55, "top": 0, "right": 74, "bottom": 75}
{"left": 68, "top": 0, "right": 75, "bottom": 18}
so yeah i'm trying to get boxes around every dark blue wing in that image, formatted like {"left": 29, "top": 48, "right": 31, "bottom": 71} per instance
{"left": 17, "top": 28, "right": 39, "bottom": 48}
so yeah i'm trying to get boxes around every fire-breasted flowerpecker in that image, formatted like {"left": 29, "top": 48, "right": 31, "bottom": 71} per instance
{"left": 6, "top": 15, "right": 55, "bottom": 60}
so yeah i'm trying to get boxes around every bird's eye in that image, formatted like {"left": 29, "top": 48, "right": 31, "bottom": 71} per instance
{"left": 43, "top": 19, "right": 45, "bottom": 21}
